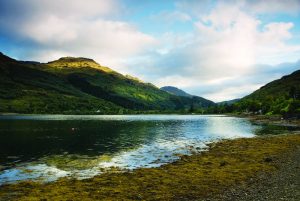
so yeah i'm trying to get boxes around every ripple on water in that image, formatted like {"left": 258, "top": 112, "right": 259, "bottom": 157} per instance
{"left": 0, "top": 115, "right": 258, "bottom": 185}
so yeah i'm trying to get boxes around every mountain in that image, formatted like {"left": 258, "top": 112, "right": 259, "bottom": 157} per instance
{"left": 0, "top": 53, "right": 214, "bottom": 114}
{"left": 242, "top": 70, "right": 300, "bottom": 101}
{"left": 238, "top": 70, "right": 300, "bottom": 116}
{"left": 161, "top": 86, "right": 215, "bottom": 112}
{"left": 213, "top": 70, "right": 300, "bottom": 117}
{"left": 160, "top": 86, "right": 193, "bottom": 97}
{"left": 217, "top": 99, "right": 240, "bottom": 105}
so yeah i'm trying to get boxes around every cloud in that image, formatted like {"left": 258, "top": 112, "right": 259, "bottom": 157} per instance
{"left": 0, "top": 0, "right": 156, "bottom": 68}
{"left": 21, "top": 18, "right": 156, "bottom": 56}
{"left": 202, "top": 84, "right": 263, "bottom": 102}
{"left": 131, "top": 1, "right": 300, "bottom": 101}
{"left": 0, "top": 0, "right": 120, "bottom": 34}
{"left": 191, "top": 4, "right": 299, "bottom": 75}
{"left": 148, "top": 4, "right": 299, "bottom": 78}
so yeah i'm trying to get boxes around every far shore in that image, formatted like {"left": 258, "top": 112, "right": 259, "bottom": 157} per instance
{"left": 1, "top": 113, "right": 300, "bottom": 127}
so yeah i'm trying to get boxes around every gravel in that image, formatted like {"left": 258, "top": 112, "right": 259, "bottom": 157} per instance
{"left": 206, "top": 146, "right": 300, "bottom": 201}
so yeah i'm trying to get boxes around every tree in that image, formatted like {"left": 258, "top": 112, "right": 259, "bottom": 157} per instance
{"left": 286, "top": 100, "right": 300, "bottom": 118}
{"left": 289, "top": 86, "right": 298, "bottom": 100}
{"left": 189, "top": 102, "right": 195, "bottom": 113}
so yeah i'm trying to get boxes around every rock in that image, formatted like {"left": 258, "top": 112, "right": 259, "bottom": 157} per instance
{"left": 220, "top": 161, "right": 228, "bottom": 167}
{"left": 264, "top": 157, "right": 273, "bottom": 163}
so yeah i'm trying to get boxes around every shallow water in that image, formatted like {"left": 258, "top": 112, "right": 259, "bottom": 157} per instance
{"left": 0, "top": 115, "right": 262, "bottom": 184}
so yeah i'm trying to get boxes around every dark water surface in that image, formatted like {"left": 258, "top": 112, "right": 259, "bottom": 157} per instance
{"left": 0, "top": 114, "right": 290, "bottom": 184}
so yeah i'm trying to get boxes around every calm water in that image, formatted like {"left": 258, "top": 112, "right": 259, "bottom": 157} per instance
{"left": 0, "top": 115, "right": 266, "bottom": 184}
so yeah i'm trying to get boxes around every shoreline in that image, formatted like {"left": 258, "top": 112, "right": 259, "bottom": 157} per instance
{"left": 1, "top": 133, "right": 299, "bottom": 200}
{"left": 231, "top": 113, "right": 300, "bottom": 126}
{"left": 247, "top": 115, "right": 300, "bottom": 127}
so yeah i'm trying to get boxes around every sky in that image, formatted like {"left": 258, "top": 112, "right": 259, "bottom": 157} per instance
{"left": 0, "top": 0, "right": 300, "bottom": 102}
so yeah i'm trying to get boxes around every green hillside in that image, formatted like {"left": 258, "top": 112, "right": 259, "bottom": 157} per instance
{"left": 209, "top": 70, "right": 300, "bottom": 117}
{"left": 239, "top": 70, "right": 300, "bottom": 116}
{"left": 0, "top": 53, "right": 214, "bottom": 114}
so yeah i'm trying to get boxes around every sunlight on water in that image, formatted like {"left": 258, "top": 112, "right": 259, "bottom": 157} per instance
{"left": 0, "top": 115, "right": 258, "bottom": 185}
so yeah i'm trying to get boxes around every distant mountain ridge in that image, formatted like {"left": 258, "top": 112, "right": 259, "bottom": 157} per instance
{"left": 160, "top": 86, "right": 215, "bottom": 112}
{"left": 217, "top": 99, "right": 240, "bottom": 105}
{"left": 0, "top": 52, "right": 215, "bottom": 114}
{"left": 160, "top": 86, "right": 193, "bottom": 97}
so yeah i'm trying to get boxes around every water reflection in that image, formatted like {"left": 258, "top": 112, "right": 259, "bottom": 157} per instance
{"left": 0, "top": 115, "right": 259, "bottom": 184}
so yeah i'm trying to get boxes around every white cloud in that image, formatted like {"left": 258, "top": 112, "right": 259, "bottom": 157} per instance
{"left": 202, "top": 84, "right": 263, "bottom": 102}
{"left": 24, "top": 18, "right": 156, "bottom": 68}
{"left": 0, "top": 0, "right": 156, "bottom": 68}
{"left": 21, "top": 15, "right": 78, "bottom": 45}
{"left": 138, "top": 1, "right": 300, "bottom": 101}
{"left": 190, "top": 5, "right": 300, "bottom": 78}
{"left": 155, "top": 75, "right": 198, "bottom": 88}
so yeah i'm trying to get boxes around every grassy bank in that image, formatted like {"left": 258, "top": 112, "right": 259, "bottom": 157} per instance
{"left": 0, "top": 134, "right": 299, "bottom": 200}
